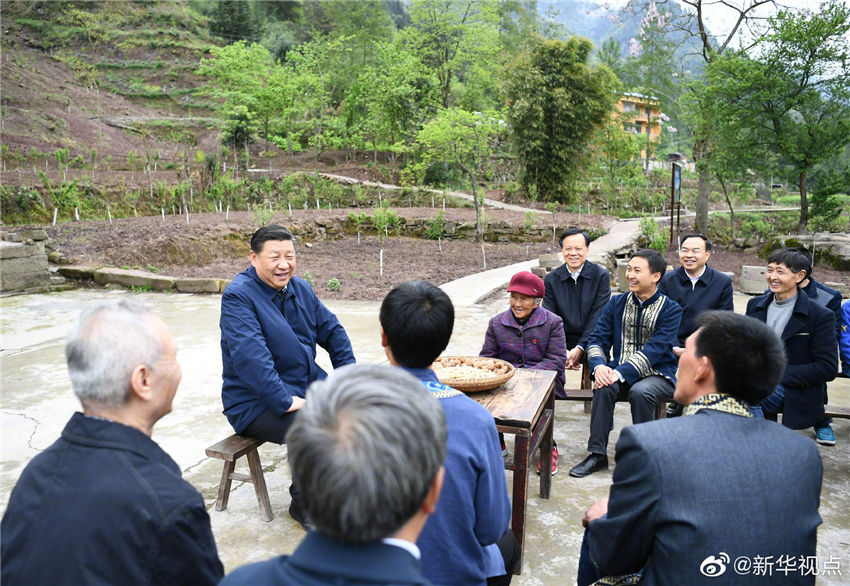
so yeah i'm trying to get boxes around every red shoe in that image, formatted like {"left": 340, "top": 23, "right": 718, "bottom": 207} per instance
{"left": 537, "top": 442, "right": 559, "bottom": 476}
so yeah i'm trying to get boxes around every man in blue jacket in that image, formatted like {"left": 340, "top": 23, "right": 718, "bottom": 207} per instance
{"left": 2, "top": 299, "right": 223, "bottom": 585}
{"left": 221, "top": 365, "right": 446, "bottom": 586}
{"left": 220, "top": 225, "right": 355, "bottom": 528}
{"left": 569, "top": 249, "right": 682, "bottom": 478}
{"left": 380, "top": 280, "right": 516, "bottom": 586}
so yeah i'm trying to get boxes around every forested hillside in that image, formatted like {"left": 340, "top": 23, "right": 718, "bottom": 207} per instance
{"left": 1, "top": 0, "right": 847, "bottom": 239}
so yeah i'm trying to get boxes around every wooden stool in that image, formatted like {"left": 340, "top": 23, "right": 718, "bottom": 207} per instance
{"left": 205, "top": 434, "right": 273, "bottom": 522}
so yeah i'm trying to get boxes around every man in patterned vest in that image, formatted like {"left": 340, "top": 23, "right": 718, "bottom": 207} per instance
{"left": 569, "top": 249, "right": 682, "bottom": 478}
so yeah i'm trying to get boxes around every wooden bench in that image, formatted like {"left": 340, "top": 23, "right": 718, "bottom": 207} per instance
{"left": 205, "top": 434, "right": 273, "bottom": 522}
{"left": 729, "top": 405, "right": 848, "bottom": 424}
{"left": 561, "top": 387, "right": 669, "bottom": 420}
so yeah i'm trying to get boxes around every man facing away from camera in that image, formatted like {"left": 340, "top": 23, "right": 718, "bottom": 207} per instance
{"left": 579, "top": 311, "right": 822, "bottom": 585}
{"left": 220, "top": 364, "right": 446, "bottom": 586}
{"left": 380, "top": 280, "right": 517, "bottom": 586}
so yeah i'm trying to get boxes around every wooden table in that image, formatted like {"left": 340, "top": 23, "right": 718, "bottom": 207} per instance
{"left": 470, "top": 368, "right": 556, "bottom": 574}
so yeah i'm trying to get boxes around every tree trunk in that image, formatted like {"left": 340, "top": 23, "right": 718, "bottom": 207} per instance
{"left": 467, "top": 167, "right": 483, "bottom": 243}
{"left": 798, "top": 170, "right": 808, "bottom": 233}
{"left": 693, "top": 135, "right": 710, "bottom": 234}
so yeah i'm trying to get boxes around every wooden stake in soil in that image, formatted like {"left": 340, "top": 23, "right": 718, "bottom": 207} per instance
{"left": 107, "top": 205, "right": 113, "bottom": 225}
{"left": 226, "top": 204, "right": 230, "bottom": 221}
{"left": 316, "top": 198, "right": 320, "bottom": 210}
{"left": 133, "top": 206, "right": 137, "bottom": 217}
{"left": 161, "top": 208, "right": 165, "bottom": 222}
{"left": 185, "top": 205, "right": 189, "bottom": 225}
{"left": 52, "top": 208, "right": 58, "bottom": 226}
{"left": 379, "top": 248, "right": 383, "bottom": 276}
{"left": 481, "top": 242, "right": 487, "bottom": 269}
{"left": 288, "top": 202, "right": 292, "bottom": 217}
{"left": 74, "top": 207, "right": 79, "bottom": 221}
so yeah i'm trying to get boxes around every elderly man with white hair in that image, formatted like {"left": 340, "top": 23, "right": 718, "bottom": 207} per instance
{"left": 221, "top": 364, "right": 447, "bottom": 585}
{"left": 1, "top": 298, "right": 223, "bottom": 585}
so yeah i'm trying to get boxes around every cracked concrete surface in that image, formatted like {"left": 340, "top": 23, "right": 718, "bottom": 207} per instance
{"left": 2, "top": 288, "right": 848, "bottom": 585}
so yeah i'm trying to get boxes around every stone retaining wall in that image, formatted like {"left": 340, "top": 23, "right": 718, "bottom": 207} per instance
{"left": 59, "top": 266, "right": 230, "bottom": 294}
{"left": 0, "top": 230, "right": 50, "bottom": 293}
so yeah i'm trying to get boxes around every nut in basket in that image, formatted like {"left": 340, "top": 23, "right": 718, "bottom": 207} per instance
{"left": 431, "top": 356, "right": 515, "bottom": 392}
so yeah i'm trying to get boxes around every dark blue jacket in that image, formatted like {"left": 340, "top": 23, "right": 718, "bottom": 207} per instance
{"left": 658, "top": 265, "right": 733, "bottom": 346}
{"left": 220, "top": 267, "right": 355, "bottom": 433}
{"left": 543, "top": 260, "right": 611, "bottom": 349}
{"left": 587, "top": 410, "right": 822, "bottom": 585}
{"left": 587, "top": 290, "right": 682, "bottom": 385}
{"left": 220, "top": 531, "right": 430, "bottom": 586}
{"left": 802, "top": 277, "right": 843, "bottom": 345}
{"left": 840, "top": 300, "right": 850, "bottom": 375}
{"left": 1, "top": 413, "right": 223, "bottom": 585}
{"left": 404, "top": 368, "right": 511, "bottom": 586}
{"left": 746, "top": 290, "right": 837, "bottom": 429}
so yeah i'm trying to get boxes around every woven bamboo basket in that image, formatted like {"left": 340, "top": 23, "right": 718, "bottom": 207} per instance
{"left": 432, "top": 356, "right": 515, "bottom": 392}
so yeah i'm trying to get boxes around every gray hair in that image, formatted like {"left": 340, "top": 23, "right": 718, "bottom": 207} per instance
{"left": 287, "top": 364, "right": 447, "bottom": 543}
{"left": 65, "top": 298, "right": 163, "bottom": 407}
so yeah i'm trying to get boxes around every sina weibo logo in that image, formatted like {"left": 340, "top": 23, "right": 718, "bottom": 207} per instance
{"left": 700, "top": 553, "right": 730, "bottom": 577}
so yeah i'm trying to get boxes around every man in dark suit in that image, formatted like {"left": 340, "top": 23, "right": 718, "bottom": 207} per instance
{"left": 747, "top": 247, "right": 837, "bottom": 441}
{"left": 221, "top": 364, "right": 447, "bottom": 586}
{"left": 543, "top": 228, "right": 611, "bottom": 391}
{"left": 659, "top": 233, "right": 733, "bottom": 417}
{"left": 579, "top": 311, "right": 823, "bottom": 585}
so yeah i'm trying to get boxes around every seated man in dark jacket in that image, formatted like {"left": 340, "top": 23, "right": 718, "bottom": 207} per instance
{"left": 1, "top": 299, "right": 223, "bottom": 585}
{"left": 659, "top": 233, "right": 733, "bottom": 417}
{"left": 746, "top": 247, "right": 837, "bottom": 441}
{"left": 220, "top": 365, "right": 447, "bottom": 586}
{"left": 219, "top": 224, "right": 355, "bottom": 527}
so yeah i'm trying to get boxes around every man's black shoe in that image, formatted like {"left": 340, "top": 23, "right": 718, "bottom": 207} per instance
{"left": 288, "top": 500, "right": 314, "bottom": 531}
{"left": 569, "top": 453, "right": 609, "bottom": 478}
{"left": 666, "top": 401, "right": 684, "bottom": 418}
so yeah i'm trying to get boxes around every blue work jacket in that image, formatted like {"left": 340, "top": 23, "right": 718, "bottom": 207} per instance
{"left": 220, "top": 267, "right": 355, "bottom": 433}
{"left": 1, "top": 413, "right": 223, "bottom": 585}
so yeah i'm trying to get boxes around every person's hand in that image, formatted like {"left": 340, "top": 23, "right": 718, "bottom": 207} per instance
{"left": 673, "top": 346, "right": 685, "bottom": 358}
{"left": 286, "top": 396, "right": 306, "bottom": 412}
{"left": 582, "top": 497, "right": 609, "bottom": 527}
{"left": 566, "top": 346, "right": 584, "bottom": 370}
{"left": 593, "top": 365, "right": 619, "bottom": 388}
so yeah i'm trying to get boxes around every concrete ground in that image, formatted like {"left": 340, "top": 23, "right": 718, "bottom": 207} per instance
{"left": 1, "top": 288, "right": 848, "bottom": 584}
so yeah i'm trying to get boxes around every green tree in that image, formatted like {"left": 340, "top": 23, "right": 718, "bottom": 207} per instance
{"left": 344, "top": 41, "right": 439, "bottom": 161}
{"left": 636, "top": 0, "right": 782, "bottom": 234}
{"left": 198, "top": 41, "right": 293, "bottom": 159}
{"left": 221, "top": 105, "right": 257, "bottom": 177}
{"left": 413, "top": 108, "right": 501, "bottom": 242}
{"left": 210, "top": 0, "right": 259, "bottom": 43}
{"left": 589, "top": 113, "right": 644, "bottom": 202}
{"left": 403, "top": 0, "right": 500, "bottom": 109}
{"left": 705, "top": 2, "right": 850, "bottom": 232}
{"left": 505, "top": 36, "right": 620, "bottom": 203}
